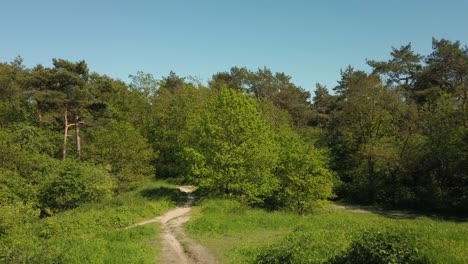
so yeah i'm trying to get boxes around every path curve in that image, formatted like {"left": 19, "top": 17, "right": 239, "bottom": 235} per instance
{"left": 130, "top": 186, "right": 218, "bottom": 264}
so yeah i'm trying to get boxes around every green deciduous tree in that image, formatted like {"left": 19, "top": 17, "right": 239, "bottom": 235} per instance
{"left": 84, "top": 121, "right": 155, "bottom": 184}
{"left": 330, "top": 71, "right": 405, "bottom": 203}
{"left": 184, "top": 88, "right": 280, "bottom": 205}
{"left": 210, "top": 67, "right": 313, "bottom": 126}
{"left": 273, "top": 130, "right": 335, "bottom": 213}
{"left": 149, "top": 82, "right": 209, "bottom": 178}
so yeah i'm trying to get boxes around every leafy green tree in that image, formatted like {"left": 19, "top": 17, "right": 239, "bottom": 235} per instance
{"left": 330, "top": 72, "right": 405, "bottom": 203}
{"left": 210, "top": 66, "right": 251, "bottom": 91}
{"left": 128, "top": 71, "right": 160, "bottom": 99}
{"left": 409, "top": 94, "right": 468, "bottom": 209}
{"left": 273, "top": 130, "right": 335, "bottom": 213}
{"left": 147, "top": 82, "right": 209, "bottom": 178}
{"left": 161, "top": 71, "right": 185, "bottom": 91}
{"left": 183, "top": 88, "right": 280, "bottom": 205}
{"left": 0, "top": 57, "right": 32, "bottom": 126}
{"left": 257, "top": 98, "right": 294, "bottom": 132}
{"left": 210, "top": 67, "right": 313, "bottom": 126}
{"left": 37, "top": 159, "right": 115, "bottom": 215}
{"left": 84, "top": 121, "right": 155, "bottom": 184}
{"left": 0, "top": 128, "right": 44, "bottom": 177}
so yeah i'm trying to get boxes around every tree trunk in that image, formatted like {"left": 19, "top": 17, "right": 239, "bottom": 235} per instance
{"left": 63, "top": 110, "right": 69, "bottom": 160}
{"left": 75, "top": 115, "right": 81, "bottom": 159}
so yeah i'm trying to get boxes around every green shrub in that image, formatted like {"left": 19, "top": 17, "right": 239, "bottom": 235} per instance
{"left": 38, "top": 159, "right": 115, "bottom": 215}
{"left": 9, "top": 123, "right": 61, "bottom": 157}
{"left": 84, "top": 120, "right": 156, "bottom": 184}
{"left": 0, "top": 169, "right": 38, "bottom": 206}
{"left": 254, "top": 227, "right": 429, "bottom": 264}
{"left": 329, "top": 228, "right": 429, "bottom": 264}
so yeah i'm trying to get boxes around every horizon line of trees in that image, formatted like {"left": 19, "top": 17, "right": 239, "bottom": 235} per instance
{"left": 0, "top": 37, "right": 466, "bottom": 223}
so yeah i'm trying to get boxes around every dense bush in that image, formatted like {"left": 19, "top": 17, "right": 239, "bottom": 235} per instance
{"left": 0, "top": 169, "right": 37, "bottom": 206}
{"left": 38, "top": 159, "right": 115, "bottom": 215}
{"left": 254, "top": 227, "right": 429, "bottom": 264}
{"left": 330, "top": 229, "right": 428, "bottom": 264}
{"left": 85, "top": 120, "right": 156, "bottom": 184}
{"left": 9, "top": 123, "right": 62, "bottom": 157}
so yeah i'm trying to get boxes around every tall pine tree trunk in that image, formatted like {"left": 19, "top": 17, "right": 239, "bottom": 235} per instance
{"left": 75, "top": 115, "right": 81, "bottom": 159}
{"left": 63, "top": 110, "right": 69, "bottom": 160}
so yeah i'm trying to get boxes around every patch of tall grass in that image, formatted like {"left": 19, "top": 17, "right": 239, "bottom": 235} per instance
{"left": 0, "top": 181, "right": 180, "bottom": 263}
{"left": 186, "top": 199, "right": 468, "bottom": 264}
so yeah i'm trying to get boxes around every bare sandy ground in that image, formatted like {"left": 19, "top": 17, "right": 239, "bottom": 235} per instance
{"left": 129, "top": 186, "right": 218, "bottom": 264}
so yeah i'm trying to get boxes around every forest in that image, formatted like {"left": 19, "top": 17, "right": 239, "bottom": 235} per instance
{"left": 0, "top": 38, "right": 467, "bottom": 263}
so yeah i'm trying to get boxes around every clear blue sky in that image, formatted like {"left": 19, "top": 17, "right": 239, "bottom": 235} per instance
{"left": 1, "top": 0, "right": 467, "bottom": 92}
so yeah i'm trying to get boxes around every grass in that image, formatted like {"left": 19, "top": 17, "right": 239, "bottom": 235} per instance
{"left": 185, "top": 199, "right": 468, "bottom": 264}
{"left": 1, "top": 180, "right": 181, "bottom": 264}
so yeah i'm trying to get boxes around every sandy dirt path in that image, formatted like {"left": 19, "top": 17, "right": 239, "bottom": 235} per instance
{"left": 130, "top": 186, "right": 218, "bottom": 264}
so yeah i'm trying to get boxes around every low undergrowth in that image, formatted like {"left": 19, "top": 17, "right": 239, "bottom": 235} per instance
{"left": 186, "top": 199, "right": 468, "bottom": 264}
{"left": 0, "top": 180, "right": 181, "bottom": 263}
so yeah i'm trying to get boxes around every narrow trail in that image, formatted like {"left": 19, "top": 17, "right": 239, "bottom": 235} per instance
{"left": 129, "top": 186, "right": 218, "bottom": 264}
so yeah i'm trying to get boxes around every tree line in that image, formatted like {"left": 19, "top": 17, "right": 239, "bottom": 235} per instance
{"left": 0, "top": 37, "right": 466, "bottom": 223}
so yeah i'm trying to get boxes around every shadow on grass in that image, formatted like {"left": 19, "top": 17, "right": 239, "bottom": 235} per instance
{"left": 332, "top": 201, "right": 468, "bottom": 222}
{"left": 140, "top": 186, "right": 189, "bottom": 206}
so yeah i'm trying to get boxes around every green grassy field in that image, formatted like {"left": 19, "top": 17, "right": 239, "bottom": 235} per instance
{"left": 1, "top": 181, "right": 181, "bottom": 263}
{"left": 186, "top": 199, "right": 468, "bottom": 264}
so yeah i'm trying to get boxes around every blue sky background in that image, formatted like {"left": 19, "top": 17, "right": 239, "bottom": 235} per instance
{"left": 1, "top": 0, "right": 467, "bottom": 92}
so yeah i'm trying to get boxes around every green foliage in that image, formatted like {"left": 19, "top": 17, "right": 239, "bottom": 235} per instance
{"left": 85, "top": 120, "right": 155, "bottom": 183}
{"left": 255, "top": 228, "right": 427, "bottom": 264}
{"left": 404, "top": 94, "right": 468, "bottom": 210}
{"left": 0, "top": 58, "right": 32, "bottom": 126}
{"left": 184, "top": 88, "right": 280, "bottom": 205}
{"left": 330, "top": 229, "right": 426, "bottom": 264}
{"left": 0, "top": 181, "right": 179, "bottom": 263}
{"left": 0, "top": 39, "right": 467, "bottom": 262}
{"left": 0, "top": 169, "right": 37, "bottom": 207}
{"left": 0, "top": 128, "right": 51, "bottom": 178}
{"left": 272, "top": 130, "right": 335, "bottom": 213}
{"left": 187, "top": 199, "right": 468, "bottom": 264}
{"left": 329, "top": 71, "right": 406, "bottom": 203}
{"left": 149, "top": 83, "right": 208, "bottom": 178}
{"left": 37, "top": 159, "right": 115, "bottom": 214}
{"left": 9, "top": 123, "right": 61, "bottom": 156}
{"left": 210, "top": 67, "right": 313, "bottom": 126}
